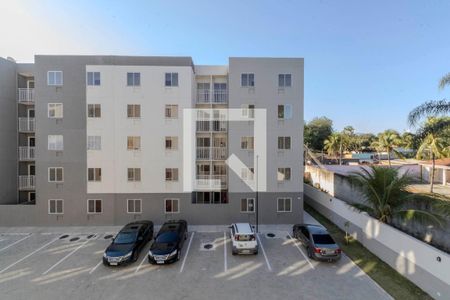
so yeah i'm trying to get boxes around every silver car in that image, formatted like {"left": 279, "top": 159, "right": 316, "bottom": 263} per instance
{"left": 293, "top": 224, "right": 341, "bottom": 262}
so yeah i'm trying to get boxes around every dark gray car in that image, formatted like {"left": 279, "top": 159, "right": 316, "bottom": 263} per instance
{"left": 292, "top": 224, "right": 341, "bottom": 262}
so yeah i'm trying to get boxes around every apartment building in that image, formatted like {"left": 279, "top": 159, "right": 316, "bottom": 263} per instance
{"left": 0, "top": 55, "right": 304, "bottom": 226}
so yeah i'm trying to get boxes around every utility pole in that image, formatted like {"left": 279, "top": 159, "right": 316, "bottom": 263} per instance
{"left": 256, "top": 154, "right": 259, "bottom": 233}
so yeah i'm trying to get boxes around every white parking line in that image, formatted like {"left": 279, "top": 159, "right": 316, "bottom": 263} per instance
{"left": 179, "top": 232, "right": 195, "bottom": 273}
{"left": 223, "top": 232, "right": 227, "bottom": 272}
{"left": 0, "top": 234, "right": 32, "bottom": 253}
{"left": 135, "top": 253, "right": 148, "bottom": 273}
{"left": 286, "top": 232, "right": 315, "bottom": 270}
{"left": 89, "top": 260, "right": 103, "bottom": 274}
{"left": 0, "top": 237, "right": 59, "bottom": 274}
{"left": 42, "top": 235, "right": 97, "bottom": 275}
{"left": 256, "top": 234, "right": 272, "bottom": 272}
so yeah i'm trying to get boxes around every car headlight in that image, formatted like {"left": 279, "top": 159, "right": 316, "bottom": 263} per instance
{"left": 169, "top": 249, "right": 177, "bottom": 257}
{"left": 103, "top": 252, "right": 108, "bottom": 258}
{"left": 148, "top": 250, "right": 153, "bottom": 257}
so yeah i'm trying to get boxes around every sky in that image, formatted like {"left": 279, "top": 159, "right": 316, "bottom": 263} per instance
{"left": 1, "top": 0, "right": 449, "bottom": 134}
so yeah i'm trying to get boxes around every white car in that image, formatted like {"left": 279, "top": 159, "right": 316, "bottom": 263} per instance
{"left": 230, "top": 223, "right": 258, "bottom": 255}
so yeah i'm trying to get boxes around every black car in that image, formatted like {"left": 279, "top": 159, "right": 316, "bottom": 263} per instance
{"left": 103, "top": 220, "right": 154, "bottom": 266}
{"left": 293, "top": 224, "right": 341, "bottom": 262}
{"left": 148, "top": 220, "right": 188, "bottom": 264}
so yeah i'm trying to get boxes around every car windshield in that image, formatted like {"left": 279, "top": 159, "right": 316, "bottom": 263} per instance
{"left": 154, "top": 232, "right": 177, "bottom": 249}
{"left": 312, "top": 234, "right": 335, "bottom": 245}
{"left": 236, "top": 234, "right": 254, "bottom": 241}
{"left": 113, "top": 231, "right": 138, "bottom": 244}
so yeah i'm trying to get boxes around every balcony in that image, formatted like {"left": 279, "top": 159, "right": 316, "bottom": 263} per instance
{"left": 195, "top": 175, "right": 227, "bottom": 190}
{"left": 196, "top": 147, "right": 227, "bottom": 160}
{"left": 18, "top": 175, "right": 35, "bottom": 190}
{"left": 196, "top": 120, "right": 227, "bottom": 132}
{"left": 18, "top": 146, "right": 35, "bottom": 161}
{"left": 18, "top": 118, "right": 35, "bottom": 132}
{"left": 17, "top": 88, "right": 35, "bottom": 104}
{"left": 197, "top": 89, "right": 228, "bottom": 104}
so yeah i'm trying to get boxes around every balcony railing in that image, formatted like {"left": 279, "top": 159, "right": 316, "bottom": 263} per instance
{"left": 17, "top": 88, "right": 35, "bottom": 104}
{"left": 18, "top": 175, "right": 35, "bottom": 190}
{"left": 196, "top": 89, "right": 228, "bottom": 104}
{"left": 196, "top": 120, "right": 227, "bottom": 132}
{"left": 18, "top": 118, "right": 35, "bottom": 132}
{"left": 195, "top": 175, "right": 227, "bottom": 189}
{"left": 196, "top": 147, "right": 227, "bottom": 160}
{"left": 18, "top": 146, "right": 35, "bottom": 161}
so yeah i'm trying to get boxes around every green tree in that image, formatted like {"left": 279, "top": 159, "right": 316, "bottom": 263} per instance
{"left": 371, "top": 130, "right": 403, "bottom": 167}
{"left": 304, "top": 117, "right": 333, "bottom": 151}
{"left": 323, "top": 133, "right": 341, "bottom": 163}
{"left": 348, "top": 166, "right": 443, "bottom": 226}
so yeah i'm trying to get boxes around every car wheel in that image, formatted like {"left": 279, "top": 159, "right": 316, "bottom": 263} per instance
{"left": 307, "top": 247, "right": 313, "bottom": 259}
{"left": 254, "top": 250, "right": 258, "bottom": 255}
{"left": 232, "top": 250, "right": 237, "bottom": 256}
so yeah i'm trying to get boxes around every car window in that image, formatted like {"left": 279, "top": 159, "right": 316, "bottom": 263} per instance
{"left": 114, "top": 231, "right": 138, "bottom": 244}
{"left": 301, "top": 227, "right": 310, "bottom": 239}
{"left": 231, "top": 226, "right": 235, "bottom": 236}
{"left": 312, "top": 234, "right": 335, "bottom": 244}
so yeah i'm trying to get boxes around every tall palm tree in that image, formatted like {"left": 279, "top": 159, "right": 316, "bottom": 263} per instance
{"left": 371, "top": 131, "right": 403, "bottom": 167}
{"left": 323, "top": 133, "right": 341, "bottom": 163}
{"left": 348, "top": 166, "right": 443, "bottom": 226}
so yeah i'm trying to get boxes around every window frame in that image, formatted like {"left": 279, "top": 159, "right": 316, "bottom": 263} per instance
{"left": 165, "top": 168, "right": 179, "bottom": 182}
{"left": 165, "top": 104, "right": 178, "bottom": 119}
{"left": 48, "top": 199, "right": 64, "bottom": 215}
{"left": 87, "top": 168, "right": 102, "bottom": 182}
{"left": 165, "top": 136, "right": 178, "bottom": 150}
{"left": 48, "top": 135, "right": 64, "bottom": 151}
{"left": 164, "top": 72, "right": 179, "bottom": 87}
{"left": 277, "top": 167, "right": 292, "bottom": 181}
{"left": 240, "top": 198, "right": 255, "bottom": 213}
{"left": 47, "top": 71, "right": 63, "bottom": 86}
{"left": 87, "top": 199, "right": 103, "bottom": 214}
{"left": 86, "top": 71, "right": 101, "bottom": 86}
{"left": 48, "top": 103, "right": 63, "bottom": 119}
{"left": 87, "top": 104, "right": 101, "bottom": 118}
{"left": 277, "top": 197, "right": 292, "bottom": 212}
{"left": 127, "top": 136, "right": 141, "bottom": 151}
{"left": 127, "top": 104, "right": 141, "bottom": 118}
{"left": 240, "top": 136, "right": 254, "bottom": 150}
{"left": 164, "top": 198, "right": 180, "bottom": 214}
{"left": 127, "top": 199, "right": 142, "bottom": 214}
{"left": 278, "top": 136, "right": 291, "bottom": 150}
{"left": 48, "top": 167, "right": 64, "bottom": 183}
{"left": 278, "top": 104, "right": 293, "bottom": 120}
{"left": 87, "top": 135, "right": 101, "bottom": 150}
{"left": 278, "top": 74, "right": 292, "bottom": 87}
{"left": 127, "top": 168, "right": 141, "bottom": 182}
{"left": 127, "top": 72, "right": 141, "bottom": 87}
{"left": 241, "top": 73, "right": 255, "bottom": 87}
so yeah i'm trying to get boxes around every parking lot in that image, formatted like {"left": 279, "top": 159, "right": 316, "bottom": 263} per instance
{"left": 0, "top": 214, "right": 391, "bottom": 300}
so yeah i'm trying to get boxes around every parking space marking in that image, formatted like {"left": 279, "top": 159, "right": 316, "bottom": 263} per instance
{"left": 179, "top": 232, "right": 195, "bottom": 273}
{"left": 89, "top": 260, "right": 103, "bottom": 274}
{"left": 0, "top": 237, "right": 59, "bottom": 274}
{"left": 42, "top": 234, "right": 97, "bottom": 275}
{"left": 256, "top": 234, "right": 272, "bottom": 272}
{"left": 135, "top": 253, "right": 148, "bottom": 273}
{"left": 286, "top": 232, "right": 315, "bottom": 270}
{"left": 0, "top": 234, "right": 32, "bottom": 253}
{"left": 223, "top": 232, "right": 227, "bottom": 272}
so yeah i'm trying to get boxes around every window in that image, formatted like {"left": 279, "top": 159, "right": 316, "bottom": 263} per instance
{"left": 127, "top": 104, "right": 141, "bottom": 118}
{"left": 48, "top": 103, "right": 63, "bottom": 118}
{"left": 48, "top": 167, "right": 64, "bottom": 182}
{"left": 240, "top": 136, "right": 254, "bottom": 150}
{"left": 241, "top": 104, "right": 255, "bottom": 118}
{"left": 278, "top": 74, "right": 292, "bottom": 87}
{"left": 240, "top": 198, "right": 255, "bottom": 213}
{"left": 88, "top": 104, "right": 101, "bottom": 118}
{"left": 87, "top": 136, "right": 101, "bottom": 150}
{"left": 48, "top": 135, "right": 63, "bottom": 151}
{"left": 127, "top": 199, "right": 142, "bottom": 214}
{"left": 47, "top": 71, "right": 63, "bottom": 86}
{"left": 241, "top": 167, "right": 254, "bottom": 181}
{"left": 165, "top": 199, "right": 179, "bottom": 213}
{"left": 277, "top": 168, "right": 291, "bottom": 181}
{"left": 127, "top": 136, "right": 141, "bottom": 150}
{"left": 192, "top": 191, "right": 228, "bottom": 204}
{"left": 127, "top": 72, "right": 140, "bottom": 86}
{"left": 88, "top": 168, "right": 102, "bottom": 182}
{"left": 165, "top": 168, "right": 179, "bottom": 181}
{"left": 87, "top": 199, "right": 102, "bottom": 214}
{"left": 277, "top": 198, "right": 292, "bottom": 212}
{"left": 165, "top": 136, "right": 178, "bottom": 150}
{"left": 278, "top": 136, "right": 291, "bottom": 150}
{"left": 241, "top": 73, "right": 255, "bottom": 87}
{"left": 165, "top": 72, "right": 178, "bottom": 87}
{"left": 278, "top": 104, "right": 293, "bottom": 119}
{"left": 127, "top": 168, "right": 141, "bottom": 182}
{"left": 48, "top": 199, "right": 64, "bottom": 214}
{"left": 87, "top": 72, "right": 101, "bottom": 86}
{"left": 165, "top": 105, "right": 178, "bottom": 119}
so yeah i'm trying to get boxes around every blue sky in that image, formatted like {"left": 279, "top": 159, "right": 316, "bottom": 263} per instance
{"left": 1, "top": 0, "right": 449, "bottom": 133}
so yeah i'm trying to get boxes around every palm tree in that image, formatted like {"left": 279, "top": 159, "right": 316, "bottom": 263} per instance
{"left": 371, "top": 131, "right": 403, "bottom": 167}
{"left": 348, "top": 166, "right": 443, "bottom": 226}
{"left": 323, "top": 133, "right": 341, "bottom": 163}
{"left": 415, "top": 120, "right": 448, "bottom": 193}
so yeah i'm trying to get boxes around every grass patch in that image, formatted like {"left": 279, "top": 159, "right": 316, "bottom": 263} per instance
{"left": 304, "top": 202, "right": 433, "bottom": 300}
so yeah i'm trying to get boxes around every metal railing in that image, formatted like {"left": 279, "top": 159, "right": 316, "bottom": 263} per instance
{"left": 18, "top": 118, "right": 35, "bottom": 132}
{"left": 197, "top": 89, "right": 210, "bottom": 103}
{"left": 213, "top": 89, "right": 227, "bottom": 103}
{"left": 18, "top": 175, "right": 35, "bottom": 190}
{"left": 18, "top": 146, "right": 35, "bottom": 161}
{"left": 196, "top": 89, "right": 228, "bottom": 104}
{"left": 195, "top": 175, "right": 227, "bottom": 189}
{"left": 196, "top": 120, "right": 227, "bottom": 132}
{"left": 17, "top": 88, "right": 35, "bottom": 103}
{"left": 196, "top": 147, "right": 227, "bottom": 160}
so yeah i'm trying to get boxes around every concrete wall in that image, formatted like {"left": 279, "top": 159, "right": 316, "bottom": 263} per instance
{"left": 0, "top": 58, "right": 18, "bottom": 204}
{"left": 304, "top": 184, "right": 450, "bottom": 299}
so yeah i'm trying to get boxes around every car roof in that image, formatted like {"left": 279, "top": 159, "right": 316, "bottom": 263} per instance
{"left": 233, "top": 223, "right": 254, "bottom": 234}
{"left": 122, "top": 221, "right": 150, "bottom": 232}
{"left": 294, "top": 224, "right": 328, "bottom": 234}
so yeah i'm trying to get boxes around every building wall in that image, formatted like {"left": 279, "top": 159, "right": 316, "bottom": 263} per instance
{"left": 0, "top": 58, "right": 18, "bottom": 204}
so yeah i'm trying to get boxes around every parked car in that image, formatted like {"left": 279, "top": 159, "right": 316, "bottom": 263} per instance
{"left": 148, "top": 220, "right": 188, "bottom": 264}
{"left": 103, "top": 220, "right": 154, "bottom": 266}
{"left": 230, "top": 223, "right": 258, "bottom": 255}
{"left": 292, "top": 224, "right": 341, "bottom": 262}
